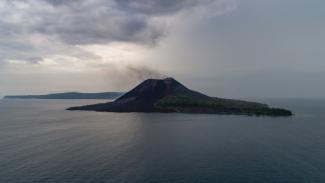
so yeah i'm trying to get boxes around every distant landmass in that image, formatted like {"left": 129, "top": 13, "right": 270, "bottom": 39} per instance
{"left": 68, "top": 78, "right": 293, "bottom": 116}
{"left": 4, "top": 92, "right": 124, "bottom": 100}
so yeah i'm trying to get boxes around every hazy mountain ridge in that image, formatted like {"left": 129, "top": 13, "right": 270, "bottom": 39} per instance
{"left": 4, "top": 92, "right": 124, "bottom": 100}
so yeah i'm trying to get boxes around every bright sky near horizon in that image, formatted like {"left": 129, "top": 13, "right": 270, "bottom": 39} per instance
{"left": 0, "top": 0, "right": 325, "bottom": 98}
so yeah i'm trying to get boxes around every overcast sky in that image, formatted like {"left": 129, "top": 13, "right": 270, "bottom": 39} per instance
{"left": 0, "top": 0, "right": 324, "bottom": 98}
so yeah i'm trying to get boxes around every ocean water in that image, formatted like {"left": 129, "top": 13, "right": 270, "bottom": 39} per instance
{"left": 0, "top": 99, "right": 325, "bottom": 183}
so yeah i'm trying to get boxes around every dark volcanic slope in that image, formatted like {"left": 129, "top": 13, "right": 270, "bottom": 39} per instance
{"left": 68, "top": 78, "right": 293, "bottom": 116}
{"left": 68, "top": 78, "right": 209, "bottom": 112}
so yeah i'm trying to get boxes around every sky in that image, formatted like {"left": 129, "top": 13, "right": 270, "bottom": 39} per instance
{"left": 0, "top": 0, "right": 325, "bottom": 98}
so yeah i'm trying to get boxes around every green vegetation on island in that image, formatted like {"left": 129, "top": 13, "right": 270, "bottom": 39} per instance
{"left": 156, "top": 95, "right": 292, "bottom": 116}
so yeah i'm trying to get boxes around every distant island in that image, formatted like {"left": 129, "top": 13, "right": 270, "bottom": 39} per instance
{"left": 68, "top": 78, "right": 293, "bottom": 116}
{"left": 4, "top": 92, "right": 124, "bottom": 100}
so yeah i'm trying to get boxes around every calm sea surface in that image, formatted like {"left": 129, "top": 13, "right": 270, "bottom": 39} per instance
{"left": 0, "top": 99, "right": 325, "bottom": 183}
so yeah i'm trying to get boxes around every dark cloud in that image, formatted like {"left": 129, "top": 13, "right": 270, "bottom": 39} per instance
{"left": 26, "top": 57, "right": 43, "bottom": 64}
{"left": 1, "top": 0, "right": 230, "bottom": 46}
{"left": 45, "top": 0, "right": 79, "bottom": 6}
{"left": 0, "top": 0, "right": 236, "bottom": 65}
{"left": 29, "top": 0, "right": 170, "bottom": 45}
{"left": 115, "top": 0, "right": 198, "bottom": 16}
{"left": 43, "top": 13, "right": 163, "bottom": 45}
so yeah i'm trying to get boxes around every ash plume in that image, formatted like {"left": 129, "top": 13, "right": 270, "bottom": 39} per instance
{"left": 125, "top": 65, "right": 167, "bottom": 81}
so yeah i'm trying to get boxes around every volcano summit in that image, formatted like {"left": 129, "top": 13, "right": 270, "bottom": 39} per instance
{"left": 67, "top": 78, "right": 292, "bottom": 116}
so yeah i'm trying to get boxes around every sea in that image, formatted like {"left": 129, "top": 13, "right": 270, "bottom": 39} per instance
{"left": 0, "top": 99, "right": 325, "bottom": 183}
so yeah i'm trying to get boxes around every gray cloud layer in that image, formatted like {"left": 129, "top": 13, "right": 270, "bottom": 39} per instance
{"left": 2, "top": 0, "right": 324, "bottom": 98}
{"left": 0, "top": 0, "right": 241, "bottom": 96}
{"left": 1, "top": 0, "right": 232, "bottom": 46}
{"left": 0, "top": 0, "right": 236, "bottom": 63}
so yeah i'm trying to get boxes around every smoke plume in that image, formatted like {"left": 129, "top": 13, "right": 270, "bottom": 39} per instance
{"left": 125, "top": 65, "right": 167, "bottom": 81}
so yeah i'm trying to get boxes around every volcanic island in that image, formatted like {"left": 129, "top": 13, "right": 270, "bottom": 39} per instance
{"left": 67, "top": 78, "right": 293, "bottom": 116}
